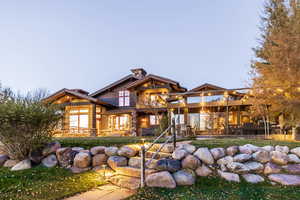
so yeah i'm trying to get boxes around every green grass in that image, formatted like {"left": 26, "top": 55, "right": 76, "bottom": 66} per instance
{"left": 191, "top": 138, "right": 300, "bottom": 149}
{"left": 57, "top": 136, "right": 194, "bottom": 149}
{"left": 0, "top": 166, "right": 106, "bottom": 200}
{"left": 128, "top": 176, "right": 300, "bottom": 200}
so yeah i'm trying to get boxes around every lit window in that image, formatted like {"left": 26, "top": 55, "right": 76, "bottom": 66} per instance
{"left": 150, "top": 115, "right": 161, "bottom": 125}
{"left": 119, "top": 90, "right": 130, "bottom": 106}
{"left": 69, "top": 107, "right": 90, "bottom": 132}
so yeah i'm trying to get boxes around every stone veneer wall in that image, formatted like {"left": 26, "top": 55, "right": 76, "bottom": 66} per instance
{"left": 1, "top": 142, "right": 300, "bottom": 189}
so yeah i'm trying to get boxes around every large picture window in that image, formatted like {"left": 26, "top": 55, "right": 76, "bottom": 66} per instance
{"left": 69, "top": 107, "right": 89, "bottom": 133}
{"left": 110, "top": 114, "right": 130, "bottom": 130}
{"left": 119, "top": 90, "right": 130, "bottom": 106}
{"left": 150, "top": 115, "right": 161, "bottom": 125}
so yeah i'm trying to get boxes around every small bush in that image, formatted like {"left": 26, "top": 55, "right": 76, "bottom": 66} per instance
{"left": 0, "top": 87, "right": 63, "bottom": 160}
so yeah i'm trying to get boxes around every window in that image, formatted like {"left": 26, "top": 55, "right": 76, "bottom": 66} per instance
{"left": 119, "top": 90, "right": 130, "bottom": 106}
{"left": 69, "top": 107, "right": 89, "bottom": 132}
{"left": 150, "top": 115, "right": 161, "bottom": 125}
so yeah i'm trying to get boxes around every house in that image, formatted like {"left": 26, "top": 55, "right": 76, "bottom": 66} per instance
{"left": 44, "top": 68, "right": 187, "bottom": 137}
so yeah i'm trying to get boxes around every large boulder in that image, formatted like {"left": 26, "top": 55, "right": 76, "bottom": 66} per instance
{"left": 239, "top": 144, "right": 259, "bottom": 154}
{"left": 262, "top": 145, "right": 274, "bottom": 152}
{"left": 56, "top": 147, "right": 77, "bottom": 168}
{"left": 92, "top": 154, "right": 108, "bottom": 167}
{"left": 11, "top": 159, "right": 31, "bottom": 171}
{"left": 72, "top": 147, "right": 84, "bottom": 152}
{"left": 194, "top": 147, "right": 214, "bottom": 165}
{"left": 275, "top": 145, "right": 289, "bottom": 154}
{"left": 118, "top": 146, "right": 138, "bottom": 158}
{"left": 252, "top": 151, "right": 270, "bottom": 163}
{"left": 3, "top": 160, "right": 19, "bottom": 168}
{"left": 177, "top": 144, "right": 196, "bottom": 154}
{"left": 109, "top": 175, "right": 140, "bottom": 190}
{"left": 264, "top": 162, "right": 282, "bottom": 174}
{"left": 210, "top": 148, "right": 226, "bottom": 160}
{"left": 42, "top": 154, "right": 58, "bottom": 168}
{"left": 128, "top": 157, "right": 158, "bottom": 169}
{"left": 217, "top": 156, "right": 233, "bottom": 165}
{"left": 227, "top": 162, "right": 250, "bottom": 174}
{"left": 181, "top": 155, "right": 201, "bottom": 170}
{"left": 288, "top": 154, "right": 300, "bottom": 164}
{"left": 156, "top": 158, "right": 181, "bottom": 172}
{"left": 0, "top": 154, "right": 9, "bottom": 166}
{"left": 282, "top": 164, "right": 300, "bottom": 174}
{"left": 226, "top": 146, "right": 239, "bottom": 156}
{"left": 172, "top": 149, "right": 189, "bottom": 160}
{"left": 105, "top": 147, "right": 119, "bottom": 156}
{"left": 268, "top": 174, "right": 300, "bottom": 186}
{"left": 146, "top": 171, "right": 176, "bottom": 189}
{"left": 270, "top": 151, "right": 289, "bottom": 165}
{"left": 73, "top": 152, "right": 91, "bottom": 168}
{"left": 242, "top": 174, "right": 264, "bottom": 183}
{"left": 161, "top": 144, "right": 175, "bottom": 153}
{"left": 90, "top": 146, "right": 106, "bottom": 155}
{"left": 42, "top": 141, "right": 61, "bottom": 156}
{"left": 218, "top": 170, "right": 240, "bottom": 182}
{"left": 291, "top": 147, "right": 300, "bottom": 157}
{"left": 107, "top": 156, "right": 127, "bottom": 170}
{"left": 173, "top": 169, "right": 196, "bottom": 186}
{"left": 195, "top": 164, "right": 213, "bottom": 177}
{"left": 233, "top": 154, "right": 252, "bottom": 163}
{"left": 244, "top": 161, "right": 264, "bottom": 172}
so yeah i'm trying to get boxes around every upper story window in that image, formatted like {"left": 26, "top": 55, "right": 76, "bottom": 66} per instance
{"left": 119, "top": 90, "right": 130, "bottom": 106}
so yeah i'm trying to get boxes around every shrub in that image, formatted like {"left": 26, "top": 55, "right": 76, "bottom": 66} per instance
{"left": 0, "top": 87, "right": 63, "bottom": 160}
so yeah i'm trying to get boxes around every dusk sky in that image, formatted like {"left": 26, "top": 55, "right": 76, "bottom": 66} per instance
{"left": 0, "top": 1, "right": 263, "bottom": 94}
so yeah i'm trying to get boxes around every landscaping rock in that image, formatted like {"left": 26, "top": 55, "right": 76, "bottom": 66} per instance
{"left": 56, "top": 147, "right": 76, "bottom": 168}
{"left": 262, "top": 145, "right": 274, "bottom": 152}
{"left": 233, "top": 154, "right": 252, "bottom": 163}
{"left": 227, "top": 162, "right": 250, "bottom": 174}
{"left": 282, "top": 164, "right": 300, "bottom": 174}
{"left": 107, "top": 156, "right": 127, "bottom": 170}
{"left": 252, "top": 150, "right": 270, "bottom": 163}
{"left": 218, "top": 170, "right": 240, "bottom": 182}
{"left": 70, "top": 166, "right": 91, "bottom": 174}
{"left": 291, "top": 147, "right": 300, "bottom": 157}
{"left": 242, "top": 174, "right": 264, "bottom": 183}
{"left": 244, "top": 161, "right": 264, "bottom": 172}
{"left": 181, "top": 154, "right": 201, "bottom": 170}
{"left": 161, "top": 144, "right": 175, "bottom": 153}
{"left": 270, "top": 151, "right": 289, "bottom": 165}
{"left": 194, "top": 147, "right": 214, "bottom": 165}
{"left": 217, "top": 156, "right": 233, "bottom": 165}
{"left": 220, "top": 164, "right": 227, "bottom": 172}
{"left": 268, "top": 174, "right": 300, "bottom": 186}
{"left": 146, "top": 171, "right": 176, "bottom": 188}
{"left": 29, "top": 148, "right": 44, "bottom": 164}
{"left": 195, "top": 164, "right": 213, "bottom": 176}
{"left": 288, "top": 154, "right": 300, "bottom": 164}
{"left": 128, "top": 157, "right": 158, "bottom": 169}
{"left": 42, "top": 141, "right": 61, "bottom": 156}
{"left": 3, "top": 160, "right": 19, "bottom": 168}
{"left": 90, "top": 146, "right": 106, "bottom": 155}
{"left": 172, "top": 149, "right": 189, "bottom": 160}
{"left": 11, "top": 159, "right": 31, "bottom": 171}
{"left": 210, "top": 148, "right": 226, "bottom": 160}
{"left": 173, "top": 169, "right": 196, "bottom": 186}
{"left": 118, "top": 146, "right": 138, "bottom": 158}
{"left": 73, "top": 152, "right": 91, "bottom": 168}
{"left": 226, "top": 146, "right": 239, "bottom": 156}
{"left": 109, "top": 175, "right": 140, "bottom": 190}
{"left": 105, "top": 147, "right": 118, "bottom": 156}
{"left": 239, "top": 144, "right": 257, "bottom": 154}
{"left": 92, "top": 154, "right": 108, "bottom": 167}
{"left": 177, "top": 144, "right": 196, "bottom": 154}
{"left": 42, "top": 154, "right": 58, "bottom": 168}
{"left": 72, "top": 147, "right": 84, "bottom": 152}
{"left": 264, "top": 162, "right": 281, "bottom": 174}
{"left": 156, "top": 158, "right": 181, "bottom": 172}
{"left": 0, "top": 154, "right": 9, "bottom": 166}
{"left": 275, "top": 145, "right": 289, "bottom": 154}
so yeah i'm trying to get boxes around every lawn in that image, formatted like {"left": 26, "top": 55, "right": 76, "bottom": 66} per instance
{"left": 0, "top": 166, "right": 106, "bottom": 200}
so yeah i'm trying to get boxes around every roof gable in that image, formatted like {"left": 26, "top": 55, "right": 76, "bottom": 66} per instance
{"left": 189, "top": 83, "right": 226, "bottom": 92}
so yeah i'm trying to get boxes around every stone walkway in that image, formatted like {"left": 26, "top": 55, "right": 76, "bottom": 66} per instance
{"left": 64, "top": 184, "right": 136, "bottom": 200}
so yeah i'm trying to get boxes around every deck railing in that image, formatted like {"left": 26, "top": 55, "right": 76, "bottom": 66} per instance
{"left": 140, "top": 118, "right": 176, "bottom": 188}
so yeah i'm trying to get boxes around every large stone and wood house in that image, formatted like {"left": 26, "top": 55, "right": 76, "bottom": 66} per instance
{"left": 44, "top": 68, "right": 253, "bottom": 137}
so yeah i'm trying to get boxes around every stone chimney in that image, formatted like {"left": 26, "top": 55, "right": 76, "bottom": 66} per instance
{"left": 131, "top": 68, "right": 147, "bottom": 79}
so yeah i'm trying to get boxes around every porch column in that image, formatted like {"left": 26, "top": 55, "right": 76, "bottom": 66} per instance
{"left": 184, "top": 108, "right": 189, "bottom": 125}
{"left": 237, "top": 106, "right": 241, "bottom": 126}
{"left": 90, "top": 104, "right": 97, "bottom": 137}
{"left": 132, "top": 111, "right": 137, "bottom": 136}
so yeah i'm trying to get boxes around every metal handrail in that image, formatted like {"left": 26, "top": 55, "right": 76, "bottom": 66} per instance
{"left": 145, "top": 125, "right": 171, "bottom": 152}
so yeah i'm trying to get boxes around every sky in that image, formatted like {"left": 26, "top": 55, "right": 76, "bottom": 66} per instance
{"left": 0, "top": 0, "right": 263, "bottom": 94}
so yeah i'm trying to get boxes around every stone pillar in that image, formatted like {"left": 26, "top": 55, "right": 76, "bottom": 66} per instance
{"left": 90, "top": 104, "right": 97, "bottom": 137}
{"left": 132, "top": 111, "right": 137, "bottom": 136}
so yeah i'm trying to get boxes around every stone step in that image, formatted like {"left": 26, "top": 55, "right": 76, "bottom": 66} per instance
{"left": 141, "top": 151, "right": 172, "bottom": 160}
{"left": 128, "top": 156, "right": 158, "bottom": 169}
{"left": 114, "top": 166, "right": 157, "bottom": 178}
{"left": 109, "top": 175, "right": 140, "bottom": 190}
